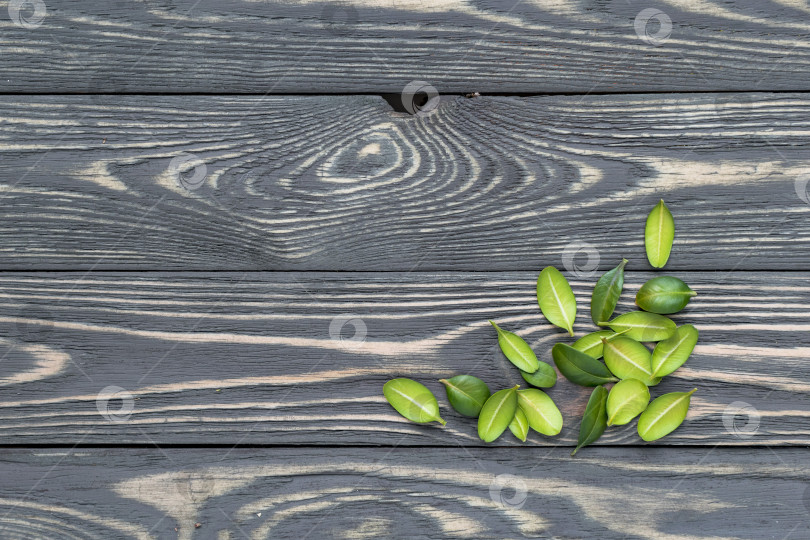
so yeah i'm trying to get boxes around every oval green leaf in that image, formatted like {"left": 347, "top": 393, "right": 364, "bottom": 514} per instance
{"left": 509, "top": 406, "right": 529, "bottom": 442}
{"left": 489, "top": 321, "right": 540, "bottom": 373}
{"left": 383, "top": 378, "right": 446, "bottom": 425}
{"left": 573, "top": 329, "right": 629, "bottom": 359}
{"left": 517, "top": 389, "right": 563, "bottom": 436}
{"left": 520, "top": 362, "right": 557, "bottom": 388}
{"left": 637, "top": 389, "right": 697, "bottom": 442}
{"left": 439, "top": 375, "right": 491, "bottom": 418}
{"left": 598, "top": 311, "right": 676, "bottom": 342}
{"left": 645, "top": 199, "right": 675, "bottom": 268}
{"left": 477, "top": 385, "right": 519, "bottom": 443}
{"left": 651, "top": 324, "right": 699, "bottom": 377}
{"left": 636, "top": 276, "right": 697, "bottom": 315}
{"left": 552, "top": 343, "right": 618, "bottom": 387}
{"left": 537, "top": 266, "right": 576, "bottom": 336}
{"left": 591, "top": 258, "right": 628, "bottom": 324}
{"left": 572, "top": 385, "right": 608, "bottom": 456}
{"left": 602, "top": 336, "right": 660, "bottom": 386}
{"left": 606, "top": 378, "right": 650, "bottom": 426}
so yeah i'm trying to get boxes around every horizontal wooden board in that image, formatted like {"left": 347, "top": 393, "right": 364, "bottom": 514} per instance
{"left": 2, "top": 94, "right": 810, "bottom": 271}
{"left": 0, "top": 271, "right": 806, "bottom": 446}
{"left": 4, "top": 0, "right": 810, "bottom": 93}
{"left": 0, "top": 447, "right": 807, "bottom": 539}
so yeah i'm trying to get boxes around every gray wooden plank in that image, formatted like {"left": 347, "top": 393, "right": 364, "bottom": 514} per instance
{"left": 0, "top": 447, "right": 807, "bottom": 539}
{"left": 1, "top": 94, "right": 809, "bottom": 271}
{"left": 0, "top": 271, "right": 806, "bottom": 446}
{"left": 4, "top": 0, "right": 810, "bottom": 93}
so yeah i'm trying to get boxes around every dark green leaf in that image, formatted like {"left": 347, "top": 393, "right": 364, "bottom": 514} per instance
{"left": 552, "top": 343, "right": 618, "bottom": 386}
{"left": 520, "top": 362, "right": 557, "bottom": 388}
{"left": 439, "top": 375, "right": 491, "bottom": 418}
{"left": 636, "top": 276, "right": 697, "bottom": 315}
{"left": 572, "top": 385, "right": 608, "bottom": 456}
{"left": 591, "top": 258, "right": 628, "bottom": 324}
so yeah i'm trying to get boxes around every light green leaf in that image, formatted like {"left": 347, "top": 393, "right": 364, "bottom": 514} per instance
{"left": 509, "top": 406, "right": 529, "bottom": 442}
{"left": 636, "top": 276, "right": 697, "bottom": 315}
{"left": 517, "top": 389, "right": 563, "bottom": 436}
{"left": 489, "top": 321, "right": 540, "bottom": 373}
{"left": 637, "top": 389, "right": 696, "bottom": 441}
{"left": 591, "top": 258, "right": 628, "bottom": 324}
{"left": 598, "top": 311, "right": 676, "bottom": 342}
{"left": 645, "top": 199, "right": 675, "bottom": 268}
{"left": 537, "top": 266, "right": 577, "bottom": 336}
{"left": 477, "top": 385, "right": 519, "bottom": 443}
{"left": 602, "top": 336, "right": 661, "bottom": 386}
{"left": 439, "top": 375, "right": 491, "bottom": 418}
{"left": 383, "top": 379, "right": 446, "bottom": 425}
{"left": 606, "top": 379, "right": 650, "bottom": 426}
{"left": 651, "top": 324, "right": 699, "bottom": 377}
{"left": 573, "top": 329, "right": 630, "bottom": 359}
{"left": 572, "top": 385, "right": 608, "bottom": 456}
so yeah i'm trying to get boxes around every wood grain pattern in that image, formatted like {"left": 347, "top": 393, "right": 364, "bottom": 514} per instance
{"left": 0, "top": 271, "right": 806, "bottom": 446}
{"left": 0, "top": 447, "right": 807, "bottom": 539}
{"left": 4, "top": 0, "right": 810, "bottom": 93}
{"left": 2, "top": 94, "right": 809, "bottom": 271}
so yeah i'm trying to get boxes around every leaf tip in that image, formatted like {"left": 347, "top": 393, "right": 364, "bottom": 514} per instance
{"left": 436, "top": 417, "right": 447, "bottom": 426}
{"left": 570, "top": 447, "right": 580, "bottom": 457}
{"left": 687, "top": 388, "right": 698, "bottom": 396}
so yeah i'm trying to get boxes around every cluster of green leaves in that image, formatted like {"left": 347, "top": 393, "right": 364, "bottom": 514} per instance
{"left": 381, "top": 200, "right": 698, "bottom": 454}
{"left": 540, "top": 200, "right": 699, "bottom": 454}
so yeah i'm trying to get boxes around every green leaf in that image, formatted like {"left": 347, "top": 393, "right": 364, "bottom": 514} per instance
{"left": 591, "top": 258, "right": 628, "bottom": 324}
{"left": 552, "top": 343, "right": 619, "bottom": 386}
{"left": 509, "top": 406, "right": 529, "bottom": 442}
{"left": 537, "top": 266, "right": 577, "bottom": 336}
{"left": 490, "top": 321, "right": 540, "bottom": 373}
{"left": 517, "top": 389, "right": 563, "bottom": 436}
{"left": 383, "top": 378, "right": 446, "bottom": 425}
{"left": 651, "top": 324, "right": 699, "bottom": 377}
{"left": 572, "top": 385, "right": 608, "bottom": 456}
{"left": 598, "top": 311, "right": 676, "bottom": 342}
{"left": 637, "top": 389, "right": 697, "bottom": 442}
{"left": 439, "top": 375, "right": 491, "bottom": 418}
{"left": 636, "top": 276, "right": 697, "bottom": 315}
{"left": 602, "top": 336, "right": 661, "bottom": 387}
{"left": 520, "top": 362, "right": 557, "bottom": 388}
{"left": 477, "top": 385, "right": 519, "bottom": 443}
{"left": 606, "top": 378, "right": 650, "bottom": 426}
{"left": 573, "top": 329, "right": 629, "bottom": 359}
{"left": 644, "top": 199, "right": 675, "bottom": 268}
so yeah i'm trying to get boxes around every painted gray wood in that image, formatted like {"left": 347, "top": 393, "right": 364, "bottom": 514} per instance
{"left": 0, "top": 271, "right": 805, "bottom": 446}
{"left": 3, "top": 1, "right": 810, "bottom": 93}
{"left": 2, "top": 94, "right": 809, "bottom": 271}
{"left": 0, "top": 447, "right": 806, "bottom": 539}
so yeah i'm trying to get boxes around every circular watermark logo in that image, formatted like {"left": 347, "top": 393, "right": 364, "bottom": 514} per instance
{"left": 722, "top": 401, "right": 760, "bottom": 439}
{"left": 561, "top": 241, "right": 600, "bottom": 279}
{"left": 401, "top": 81, "right": 440, "bottom": 116}
{"left": 96, "top": 385, "right": 135, "bottom": 423}
{"left": 795, "top": 173, "right": 810, "bottom": 205}
{"left": 174, "top": 470, "right": 218, "bottom": 504}
{"left": 168, "top": 153, "right": 208, "bottom": 191}
{"left": 634, "top": 8, "right": 672, "bottom": 46}
{"left": 329, "top": 314, "right": 367, "bottom": 348}
{"left": 489, "top": 474, "right": 528, "bottom": 510}
{"left": 9, "top": 0, "right": 46, "bottom": 29}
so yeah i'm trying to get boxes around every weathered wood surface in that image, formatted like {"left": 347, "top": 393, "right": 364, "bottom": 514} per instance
{"left": 0, "top": 447, "right": 807, "bottom": 539}
{"left": 2, "top": 94, "right": 809, "bottom": 271}
{"left": 0, "top": 271, "right": 805, "bottom": 446}
{"left": 4, "top": 0, "right": 810, "bottom": 93}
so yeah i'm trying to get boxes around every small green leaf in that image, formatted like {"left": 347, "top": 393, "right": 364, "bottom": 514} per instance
{"left": 573, "top": 329, "right": 630, "bottom": 359}
{"left": 645, "top": 199, "right": 675, "bottom": 268}
{"left": 509, "top": 406, "right": 529, "bottom": 442}
{"left": 477, "top": 385, "right": 519, "bottom": 443}
{"left": 490, "top": 321, "right": 540, "bottom": 373}
{"left": 439, "top": 375, "right": 491, "bottom": 418}
{"left": 651, "top": 324, "right": 699, "bottom": 377}
{"left": 383, "top": 378, "right": 446, "bottom": 425}
{"left": 636, "top": 276, "right": 697, "bottom": 315}
{"left": 606, "top": 379, "right": 650, "bottom": 426}
{"left": 517, "top": 389, "right": 563, "bottom": 436}
{"left": 591, "top": 258, "right": 628, "bottom": 325}
{"left": 537, "top": 266, "right": 577, "bottom": 336}
{"left": 572, "top": 385, "right": 608, "bottom": 456}
{"left": 602, "top": 336, "right": 660, "bottom": 386}
{"left": 637, "top": 389, "right": 697, "bottom": 442}
{"left": 598, "top": 311, "right": 676, "bottom": 342}
{"left": 552, "top": 343, "right": 618, "bottom": 386}
{"left": 520, "top": 362, "right": 557, "bottom": 388}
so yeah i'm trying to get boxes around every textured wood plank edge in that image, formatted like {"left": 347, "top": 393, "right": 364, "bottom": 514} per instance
{"left": 4, "top": 0, "right": 810, "bottom": 92}
{"left": 0, "top": 447, "right": 808, "bottom": 539}
{"left": 1, "top": 94, "right": 809, "bottom": 270}
{"left": 0, "top": 271, "right": 806, "bottom": 445}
